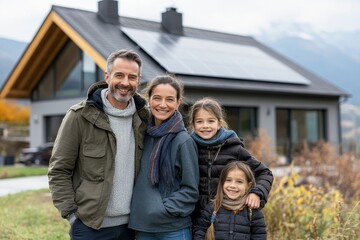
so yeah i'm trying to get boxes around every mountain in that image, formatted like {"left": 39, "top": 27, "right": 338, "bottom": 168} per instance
{"left": 256, "top": 28, "right": 360, "bottom": 150}
{"left": 0, "top": 37, "right": 27, "bottom": 89}
{"left": 257, "top": 29, "right": 360, "bottom": 104}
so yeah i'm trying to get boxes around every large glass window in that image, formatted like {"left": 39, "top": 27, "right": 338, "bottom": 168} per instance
{"left": 83, "top": 52, "right": 97, "bottom": 92}
{"left": 36, "top": 69, "right": 54, "bottom": 101}
{"left": 55, "top": 42, "right": 81, "bottom": 98}
{"left": 32, "top": 40, "right": 102, "bottom": 101}
{"left": 276, "top": 108, "right": 326, "bottom": 163}
{"left": 97, "top": 67, "right": 105, "bottom": 82}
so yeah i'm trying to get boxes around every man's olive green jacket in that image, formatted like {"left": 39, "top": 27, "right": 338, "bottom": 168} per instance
{"left": 48, "top": 81, "right": 150, "bottom": 229}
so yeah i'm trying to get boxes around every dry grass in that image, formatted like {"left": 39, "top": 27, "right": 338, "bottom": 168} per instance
{"left": 0, "top": 165, "right": 48, "bottom": 179}
{"left": 0, "top": 189, "right": 68, "bottom": 240}
{"left": 246, "top": 129, "right": 360, "bottom": 239}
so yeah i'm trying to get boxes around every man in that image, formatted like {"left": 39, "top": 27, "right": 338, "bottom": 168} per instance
{"left": 48, "top": 49, "right": 149, "bottom": 240}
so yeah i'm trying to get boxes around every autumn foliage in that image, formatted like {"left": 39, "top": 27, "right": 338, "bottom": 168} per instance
{"left": 0, "top": 99, "right": 30, "bottom": 125}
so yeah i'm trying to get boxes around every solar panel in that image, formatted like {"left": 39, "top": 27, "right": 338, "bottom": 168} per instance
{"left": 121, "top": 27, "right": 310, "bottom": 85}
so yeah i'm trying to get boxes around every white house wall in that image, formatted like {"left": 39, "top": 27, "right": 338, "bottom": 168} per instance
{"left": 30, "top": 97, "right": 83, "bottom": 147}
{"left": 29, "top": 89, "right": 341, "bottom": 155}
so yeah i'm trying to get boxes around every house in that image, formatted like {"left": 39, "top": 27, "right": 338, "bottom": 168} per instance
{"left": 0, "top": 0, "right": 349, "bottom": 163}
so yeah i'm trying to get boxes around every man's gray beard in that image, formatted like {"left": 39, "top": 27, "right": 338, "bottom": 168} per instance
{"left": 110, "top": 87, "right": 134, "bottom": 104}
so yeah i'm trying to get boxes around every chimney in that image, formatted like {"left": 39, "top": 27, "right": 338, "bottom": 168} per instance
{"left": 97, "top": 0, "right": 119, "bottom": 24}
{"left": 161, "top": 7, "right": 183, "bottom": 35}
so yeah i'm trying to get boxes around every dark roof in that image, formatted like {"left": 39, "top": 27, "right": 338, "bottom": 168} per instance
{"left": 36, "top": 6, "right": 352, "bottom": 98}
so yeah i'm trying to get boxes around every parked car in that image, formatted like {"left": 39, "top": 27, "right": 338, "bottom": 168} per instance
{"left": 19, "top": 142, "right": 54, "bottom": 166}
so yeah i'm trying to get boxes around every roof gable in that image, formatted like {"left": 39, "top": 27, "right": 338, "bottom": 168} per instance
{"left": 0, "top": 10, "right": 106, "bottom": 98}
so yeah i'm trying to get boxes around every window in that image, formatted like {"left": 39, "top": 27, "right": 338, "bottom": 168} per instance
{"left": 225, "top": 107, "right": 258, "bottom": 141}
{"left": 97, "top": 66, "right": 105, "bottom": 82}
{"left": 35, "top": 69, "right": 54, "bottom": 101}
{"left": 83, "top": 52, "right": 97, "bottom": 92}
{"left": 276, "top": 109, "right": 289, "bottom": 161}
{"left": 45, "top": 115, "right": 65, "bottom": 142}
{"left": 32, "top": 40, "right": 102, "bottom": 101}
{"left": 55, "top": 42, "right": 81, "bottom": 98}
{"left": 276, "top": 108, "right": 326, "bottom": 163}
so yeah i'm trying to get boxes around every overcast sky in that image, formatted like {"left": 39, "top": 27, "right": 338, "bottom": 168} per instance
{"left": 0, "top": 0, "right": 360, "bottom": 42}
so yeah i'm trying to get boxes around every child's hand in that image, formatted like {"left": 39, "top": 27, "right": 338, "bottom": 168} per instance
{"left": 246, "top": 193, "right": 260, "bottom": 209}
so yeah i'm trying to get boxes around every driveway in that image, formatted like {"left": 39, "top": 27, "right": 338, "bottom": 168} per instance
{"left": 0, "top": 175, "right": 49, "bottom": 197}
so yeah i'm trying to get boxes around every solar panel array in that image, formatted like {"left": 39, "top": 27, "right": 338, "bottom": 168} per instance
{"left": 122, "top": 27, "right": 310, "bottom": 85}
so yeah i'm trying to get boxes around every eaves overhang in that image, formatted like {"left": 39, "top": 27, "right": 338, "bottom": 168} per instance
{"left": 0, "top": 10, "right": 106, "bottom": 99}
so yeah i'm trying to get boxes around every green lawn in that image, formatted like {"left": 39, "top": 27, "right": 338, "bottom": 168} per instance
{"left": 0, "top": 189, "right": 69, "bottom": 240}
{"left": 0, "top": 166, "right": 48, "bottom": 179}
{"left": 0, "top": 166, "right": 68, "bottom": 239}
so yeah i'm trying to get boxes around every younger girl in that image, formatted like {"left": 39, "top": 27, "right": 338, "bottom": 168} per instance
{"left": 194, "top": 161, "right": 267, "bottom": 240}
{"left": 188, "top": 97, "right": 273, "bottom": 217}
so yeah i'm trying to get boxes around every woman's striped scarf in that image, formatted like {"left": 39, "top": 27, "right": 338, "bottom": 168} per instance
{"left": 147, "top": 110, "right": 186, "bottom": 193}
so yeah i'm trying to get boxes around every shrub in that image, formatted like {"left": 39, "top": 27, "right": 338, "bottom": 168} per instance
{"left": 328, "top": 201, "right": 360, "bottom": 240}
{"left": 247, "top": 128, "right": 277, "bottom": 166}
{"left": 292, "top": 141, "right": 360, "bottom": 202}
{"left": 246, "top": 130, "right": 360, "bottom": 239}
{"left": 264, "top": 173, "right": 347, "bottom": 239}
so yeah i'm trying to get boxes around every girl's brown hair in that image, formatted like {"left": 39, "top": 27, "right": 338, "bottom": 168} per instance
{"left": 205, "top": 161, "right": 256, "bottom": 240}
{"left": 188, "top": 97, "right": 228, "bottom": 132}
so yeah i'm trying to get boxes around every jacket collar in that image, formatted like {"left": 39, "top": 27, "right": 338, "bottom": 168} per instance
{"left": 85, "top": 81, "right": 149, "bottom": 120}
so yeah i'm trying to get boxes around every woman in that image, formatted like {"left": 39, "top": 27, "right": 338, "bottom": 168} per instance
{"left": 129, "top": 75, "right": 199, "bottom": 240}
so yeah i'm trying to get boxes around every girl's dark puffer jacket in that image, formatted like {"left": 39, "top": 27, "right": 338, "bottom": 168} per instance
{"left": 194, "top": 203, "right": 267, "bottom": 240}
{"left": 197, "top": 137, "right": 273, "bottom": 211}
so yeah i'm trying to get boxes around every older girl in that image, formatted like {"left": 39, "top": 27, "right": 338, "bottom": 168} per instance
{"left": 188, "top": 97, "right": 273, "bottom": 219}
